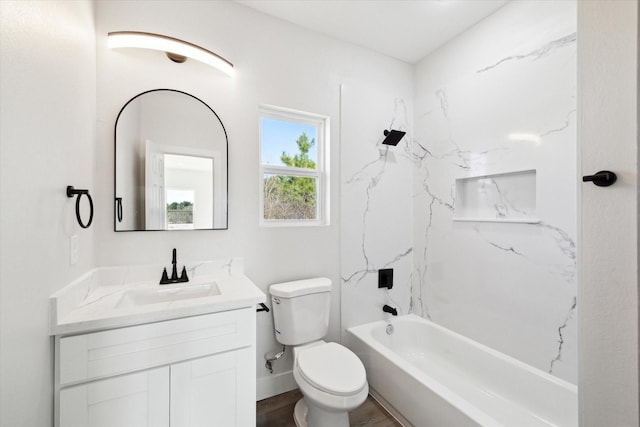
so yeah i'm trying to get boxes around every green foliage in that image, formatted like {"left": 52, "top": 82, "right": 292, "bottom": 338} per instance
{"left": 280, "top": 133, "right": 316, "bottom": 169}
{"left": 167, "top": 201, "right": 193, "bottom": 211}
{"left": 264, "top": 133, "right": 317, "bottom": 220}
{"left": 167, "top": 201, "right": 193, "bottom": 224}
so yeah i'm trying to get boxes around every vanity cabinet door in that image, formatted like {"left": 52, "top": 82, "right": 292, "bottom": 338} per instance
{"left": 59, "top": 367, "right": 169, "bottom": 427}
{"left": 170, "top": 346, "right": 255, "bottom": 427}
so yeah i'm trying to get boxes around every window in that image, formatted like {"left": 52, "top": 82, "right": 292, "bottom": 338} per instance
{"left": 166, "top": 188, "right": 194, "bottom": 230}
{"left": 259, "top": 105, "right": 329, "bottom": 226}
{"left": 163, "top": 153, "right": 215, "bottom": 230}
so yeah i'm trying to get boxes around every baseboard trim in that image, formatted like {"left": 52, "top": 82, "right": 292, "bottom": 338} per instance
{"left": 256, "top": 370, "right": 297, "bottom": 401}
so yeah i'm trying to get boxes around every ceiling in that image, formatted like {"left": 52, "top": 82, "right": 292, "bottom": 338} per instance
{"left": 235, "top": 0, "right": 509, "bottom": 64}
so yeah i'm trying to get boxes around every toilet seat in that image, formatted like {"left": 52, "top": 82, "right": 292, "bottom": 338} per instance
{"left": 296, "top": 342, "right": 367, "bottom": 396}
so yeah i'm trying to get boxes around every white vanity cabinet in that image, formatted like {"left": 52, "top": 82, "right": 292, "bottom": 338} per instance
{"left": 59, "top": 366, "right": 170, "bottom": 427}
{"left": 54, "top": 307, "right": 256, "bottom": 427}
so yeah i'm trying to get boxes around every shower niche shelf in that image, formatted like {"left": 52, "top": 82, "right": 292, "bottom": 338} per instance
{"left": 453, "top": 169, "right": 539, "bottom": 224}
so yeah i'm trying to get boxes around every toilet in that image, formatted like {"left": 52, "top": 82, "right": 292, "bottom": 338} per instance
{"left": 270, "top": 278, "right": 368, "bottom": 427}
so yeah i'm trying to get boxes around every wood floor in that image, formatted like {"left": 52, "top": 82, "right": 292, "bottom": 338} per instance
{"left": 256, "top": 389, "right": 402, "bottom": 427}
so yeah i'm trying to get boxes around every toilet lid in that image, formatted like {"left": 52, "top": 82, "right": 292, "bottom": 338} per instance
{"left": 296, "top": 342, "right": 366, "bottom": 396}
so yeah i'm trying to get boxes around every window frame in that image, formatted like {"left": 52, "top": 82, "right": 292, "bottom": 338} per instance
{"left": 258, "top": 105, "right": 330, "bottom": 227}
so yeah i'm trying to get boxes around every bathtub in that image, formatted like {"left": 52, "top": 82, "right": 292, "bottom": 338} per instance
{"left": 347, "top": 314, "right": 577, "bottom": 427}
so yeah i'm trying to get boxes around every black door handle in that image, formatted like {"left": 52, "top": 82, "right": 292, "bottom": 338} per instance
{"left": 582, "top": 170, "right": 617, "bottom": 187}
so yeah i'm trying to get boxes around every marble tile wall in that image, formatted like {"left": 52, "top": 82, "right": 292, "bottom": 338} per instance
{"left": 340, "top": 82, "right": 413, "bottom": 336}
{"left": 413, "top": 1, "right": 577, "bottom": 383}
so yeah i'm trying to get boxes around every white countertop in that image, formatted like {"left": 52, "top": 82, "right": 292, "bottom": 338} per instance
{"left": 49, "top": 258, "right": 266, "bottom": 336}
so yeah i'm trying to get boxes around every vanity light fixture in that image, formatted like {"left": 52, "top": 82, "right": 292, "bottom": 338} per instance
{"left": 107, "top": 31, "right": 234, "bottom": 77}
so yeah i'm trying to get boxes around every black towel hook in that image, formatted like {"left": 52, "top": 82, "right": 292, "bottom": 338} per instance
{"left": 67, "top": 186, "right": 93, "bottom": 228}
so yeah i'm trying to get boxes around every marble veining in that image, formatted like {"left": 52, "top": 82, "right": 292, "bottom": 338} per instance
{"left": 419, "top": 88, "right": 513, "bottom": 174}
{"left": 413, "top": 1, "right": 577, "bottom": 383}
{"left": 340, "top": 83, "right": 413, "bottom": 334}
{"left": 413, "top": 196, "right": 436, "bottom": 321}
{"left": 540, "top": 109, "right": 577, "bottom": 138}
{"left": 342, "top": 247, "right": 413, "bottom": 287}
{"left": 487, "top": 178, "right": 531, "bottom": 218}
{"left": 476, "top": 32, "right": 577, "bottom": 74}
{"left": 339, "top": 0, "right": 577, "bottom": 385}
{"left": 549, "top": 296, "right": 577, "bottom": 374}
{"left": 486, "top": 241, "right": 525, "bottom": 257}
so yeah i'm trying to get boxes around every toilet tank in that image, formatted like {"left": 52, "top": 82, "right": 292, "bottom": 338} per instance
{"left": 269, "top": 278, "right": 331, "bottom": 346}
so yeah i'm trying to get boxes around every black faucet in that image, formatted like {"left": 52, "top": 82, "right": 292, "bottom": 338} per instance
{"left": 159, "top": 248, "right": 189, "bottom": 285}
{"left": 383, "top": 304, "right": 398, "bottom": 316}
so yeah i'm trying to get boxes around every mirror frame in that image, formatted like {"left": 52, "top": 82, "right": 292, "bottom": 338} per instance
{"left": 113, "top": 88, "right": 229, "bottom": 231}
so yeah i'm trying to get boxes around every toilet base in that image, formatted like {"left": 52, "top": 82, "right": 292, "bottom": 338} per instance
{"left": 293, "top": 398, "right": 350, "bottom": 427}
{"left": 293, "top": 398, "right": 307, "bottom": 427}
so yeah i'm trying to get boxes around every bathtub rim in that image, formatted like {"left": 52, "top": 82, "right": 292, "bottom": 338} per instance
{"left": 348, "top": 316, "right": 503, "bottom": 426}
{"left": 347, "top": 314, "right": 577, "bottom": 427}
{"left": 347, "top": 314, "right": 577, "bottom": 392}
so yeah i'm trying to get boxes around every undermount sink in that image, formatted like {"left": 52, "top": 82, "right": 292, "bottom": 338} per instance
{"left": 116, "top": 282, "right": 221, "bottom": 308}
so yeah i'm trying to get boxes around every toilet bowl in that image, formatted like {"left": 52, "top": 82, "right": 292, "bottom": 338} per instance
{"left": 292, "top": 341, "right": 368, "bottom": 427}
{"left": 269, "top": 278, "right": 369, "bottom": 427}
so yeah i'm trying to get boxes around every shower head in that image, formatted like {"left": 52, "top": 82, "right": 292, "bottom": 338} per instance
{"left": 382, "top": 129, "right": 406, "bottom": 146}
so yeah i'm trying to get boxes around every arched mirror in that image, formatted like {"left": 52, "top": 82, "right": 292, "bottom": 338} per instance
{"left": 114, "top": 89, "right": 228, "bottom": 231}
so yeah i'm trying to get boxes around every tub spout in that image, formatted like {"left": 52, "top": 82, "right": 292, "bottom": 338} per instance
{"left": 383, "top": 304, "right": 398, "bottom": 316}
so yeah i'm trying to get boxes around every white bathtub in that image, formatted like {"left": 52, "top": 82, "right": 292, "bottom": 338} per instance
{"left": 347, "top": 314, "right": 577, "bottom": 427}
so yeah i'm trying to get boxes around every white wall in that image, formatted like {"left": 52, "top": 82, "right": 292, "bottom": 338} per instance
{"left": 94, "top": 0, "right": 412, "bottom": 400}
{"left": 413, "top": 1, "right": 578, "bottom": 383}
{"left": 578, "top": 1, "right": 639, "bottom": 425}
{"left": 0, "top": 1, "right": 97, "bottom": 426}
{"left": 2, "top": 1, "right": 638, "bottom": 425}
